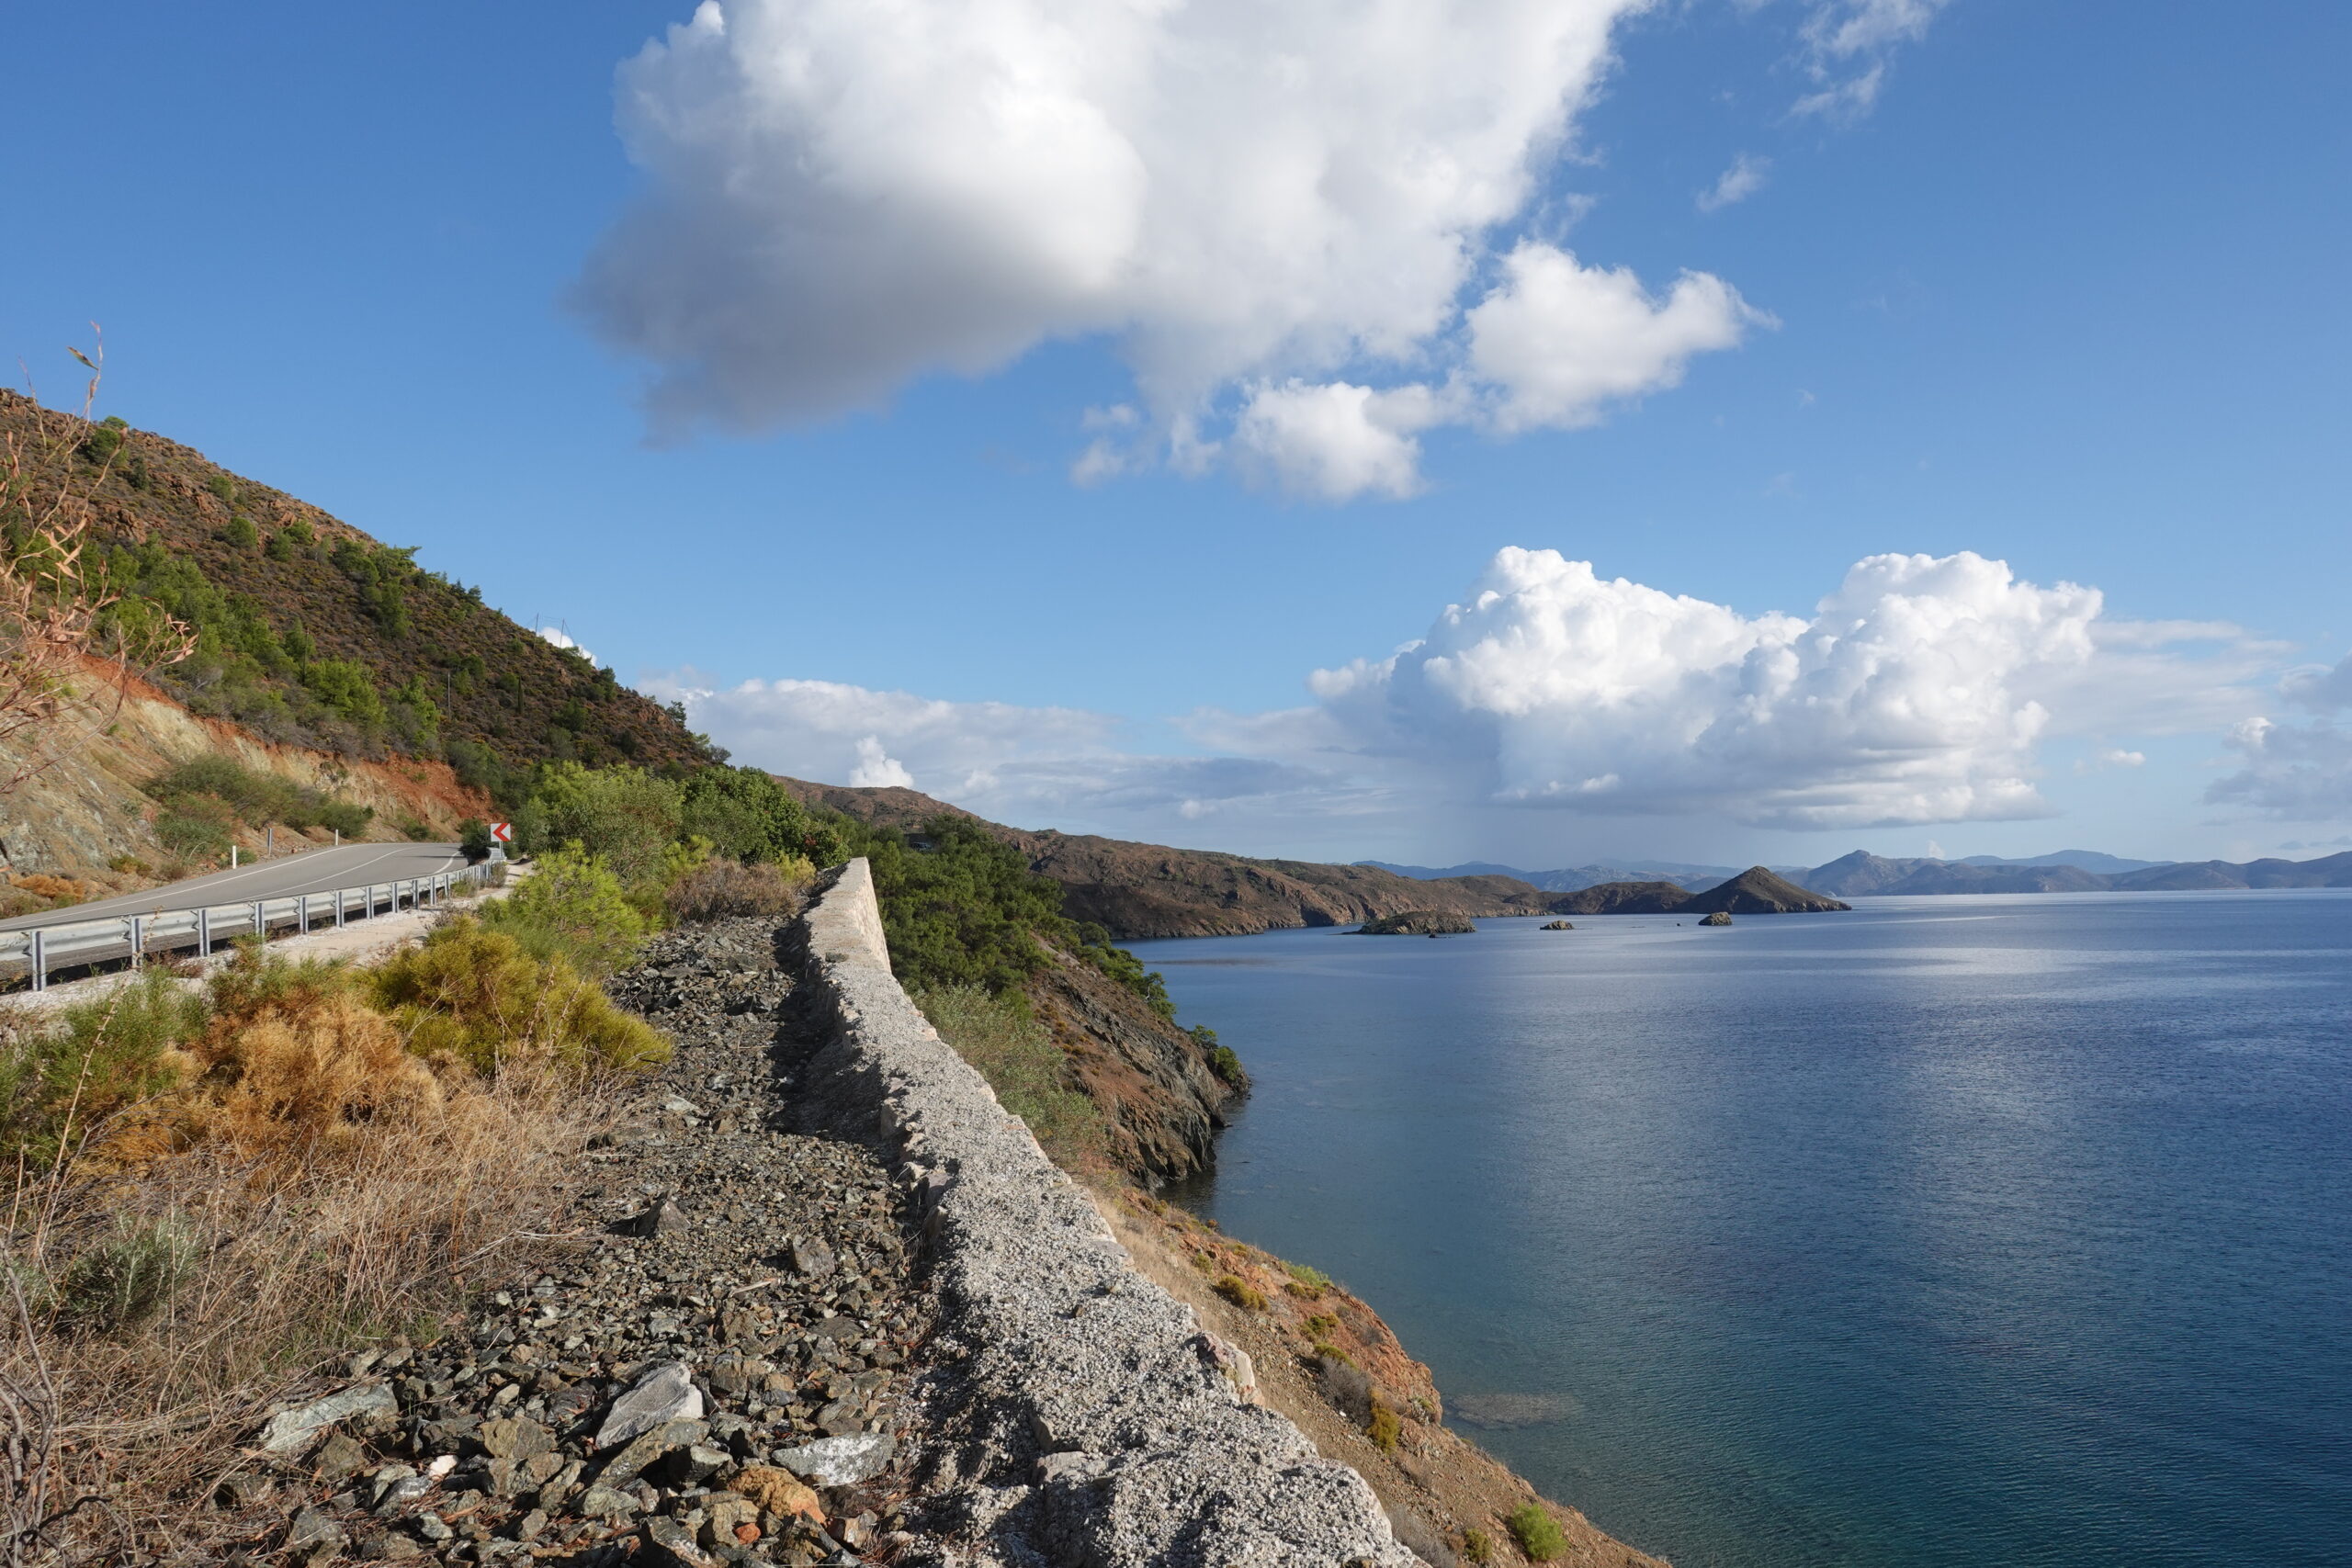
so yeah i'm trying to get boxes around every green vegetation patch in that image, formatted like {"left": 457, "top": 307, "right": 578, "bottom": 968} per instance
{"left": 1505, "top": 1505, "right": 1567, "bottom": 1562}
{"left": 912, "top": 981, "right": 1106, "bottom": 1172}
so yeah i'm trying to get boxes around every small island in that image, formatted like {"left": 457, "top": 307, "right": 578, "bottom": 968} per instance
{"left": 1541, "top": 919, "right": 1575, "bottom": 931}
{"left": 1700, "top": 910, "right": 1734, "bottom": 926}
{"left": 1352, "top": 909, "right": 1476, "bottom": 936}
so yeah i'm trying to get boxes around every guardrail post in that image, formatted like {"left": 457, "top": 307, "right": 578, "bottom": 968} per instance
{"left": 28, "top": 929, "right": 45, "bottom": 992}
{"left": 335, "top": 888, "right": 345, "bottom": 928}
{"left": 198, "top": 907, "right": 211, "bottom": 960}
{"left": 253, "top": 901, "right": 266, "bottom": 942}
{"left": 300, "top": 893, "right": 310, "bottom": 934}
{"left": 129, "top": 915, "right": 143, "bottom": 969}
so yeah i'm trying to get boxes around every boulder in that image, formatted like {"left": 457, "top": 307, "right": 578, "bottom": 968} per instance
{"left": 771, "top": 1431, "right": 897, "bottom": 1487}
{"left": 258, "top": 1383, "right": 398, "bottom": 1455}
{"left": 594, "top": 1362, "right": 703, "bottom": 1450}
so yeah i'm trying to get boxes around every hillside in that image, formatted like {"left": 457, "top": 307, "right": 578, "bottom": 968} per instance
{"left": 773, "top": 776, "right": 1556, "bottom": 938}
{"left": 1681, "top": 866, "right": 1851, "bottom": 914}
{"left": 2, "top": 389, "right": 708, "bottom": 786}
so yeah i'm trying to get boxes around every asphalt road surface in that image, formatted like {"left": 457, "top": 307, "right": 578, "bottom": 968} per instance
{"left": 0, "top": 842, "right": 470, "bottom": 933}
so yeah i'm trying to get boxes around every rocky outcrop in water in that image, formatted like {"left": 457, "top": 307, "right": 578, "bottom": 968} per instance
{"left": 1352, "top": 910, "right": 1476, "bottom": 936}
{"left": 1679, "top": 867, "right": 1849, "bottom": 914}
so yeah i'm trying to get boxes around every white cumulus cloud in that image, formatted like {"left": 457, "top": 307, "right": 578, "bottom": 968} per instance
{"left": 576, "top": 0, "right": 1762, "bottom": 497}
{"left": 1245, "top": 547, "right": 2253, "bottom": 830}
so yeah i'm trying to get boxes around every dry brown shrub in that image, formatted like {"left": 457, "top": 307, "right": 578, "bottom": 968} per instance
{"left": 663, "top": 856, "right": 805, "bottom": 923}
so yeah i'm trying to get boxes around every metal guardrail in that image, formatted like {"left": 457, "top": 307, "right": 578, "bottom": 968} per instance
{"left": 2, "top": 863, "right": 496, "bottom": 992}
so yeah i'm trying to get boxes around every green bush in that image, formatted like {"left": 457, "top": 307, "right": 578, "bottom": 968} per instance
{"left": 204, "top": 473, "right": 235, "bottom": 503}
{"left": 1368, "top": 1401, "right": 1402, "bottom": 1453}
{"left": 0, "top": 968, "right": 211, "bottom": 1168}
{"left": 525, "top": 762, "right": 683, "bottom": 886}
{"left": 1464, "top": 1529, "right": 1494, "bottom": 1564}
{"left": 1505, "top": 1506, "right": 1566, "bottom": 1562}
{"left": 316, "top": 798, "right": 372, "bottom": 837}
{"left": 480, "top": 847, "right": 647, "bottom": 977}
{"left": 81, "top": 419, "right": 125, "bottom": 465}
{"left": 154, "top": 801, "right": 234, "bottom": 860}
{"left": 1214, "top": 1274, "right": 1269, "bottom": 1312}
{"left": 301, "top": 659, "right": 386, "bottom": 727}
{"left": 222, "top": 515, "right": 259, "bottom": 550}
{"left": 913, "top": 982, "right": 1104, "bottom": 1170}
{"left": 1283, "top": 1260, "right": 1331, "bottom": 1297}
{"left": 680, "top": 766, "right": 843, "bottom": 865}
{"left": 458, "top": 817, "right": 493, "bottom": 862}
{"left": 369, "top": 919, "right": 666, "bottom": 1077}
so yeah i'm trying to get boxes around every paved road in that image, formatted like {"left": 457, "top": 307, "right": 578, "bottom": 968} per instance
{"left": 0, "top": 842, "right": 470, "bottom": 932}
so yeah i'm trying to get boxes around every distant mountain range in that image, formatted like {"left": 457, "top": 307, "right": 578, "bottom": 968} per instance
{"left": 1366, "top": 848, "right": 2352, "bottom": 899}
{"left": 1800, "top": 850, "right": 2352, "bottom": 897}
{"left": 1358, "top": 859, "right": 1810, "bottom": 893}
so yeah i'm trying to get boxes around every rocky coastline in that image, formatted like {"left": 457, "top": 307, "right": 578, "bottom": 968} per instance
{"left": 228, "top": 864, "right": 1656, "bottom": 1568}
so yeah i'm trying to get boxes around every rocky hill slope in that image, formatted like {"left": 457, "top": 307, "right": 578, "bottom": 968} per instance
{"left": 773, "top": 778, "right": 1555, "bottom": 940}
{"left": 3, "top": 389, "right": 707, "bottom": 781}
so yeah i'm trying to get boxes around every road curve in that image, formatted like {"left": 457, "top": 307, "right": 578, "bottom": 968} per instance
{"left": 0, "top": 842, "right": 471, "bottom": 932}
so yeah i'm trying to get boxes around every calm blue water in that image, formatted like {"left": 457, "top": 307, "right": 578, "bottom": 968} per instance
{"left": 1133, "top": 892, "right": 2352, "bottom": 1568}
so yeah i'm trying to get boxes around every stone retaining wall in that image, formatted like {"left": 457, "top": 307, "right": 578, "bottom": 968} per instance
{"left": 793, "top": 859, "right": 1419, "bottom": 1568}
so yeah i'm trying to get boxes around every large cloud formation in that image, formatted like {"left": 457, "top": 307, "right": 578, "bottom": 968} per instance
{"left": 576, "top": 0, "right": 1766, "bottom": 497}
{"left": 649, "top": 548, "right": 2261, "bottom": 840}
{"left": 1293, "top": 548, "right": 2114, "bottom": 829}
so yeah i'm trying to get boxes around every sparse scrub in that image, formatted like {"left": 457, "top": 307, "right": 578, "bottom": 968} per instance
{"left": 1214, "top": 1274, "right": 1269, "bottom": 1312}
{"left": 0, "top": 966, "right": 210, "bottom": 1167}
{"left": 1464, "top": 1529, "right": 1495, "bottom": 1564}
{"left": 1369, "top": 1400, "right": 1403, "bottom": 1452}
{"left": 913, "top": 981, "right": 1105, "bottom": 1171}
{"left": 1284, "top": 1260, "right": 1331, "bottom": 1298}
{"left": 664, "top": 856, "right": 804, "bottom": 923}
{"left": 1303, "top": 1313, "right": 1340, "bottom": 1337}
{"left": 145, "top": 753, "right": 373, "bottom": 842}
{"left": 1506, "top": 1504, "right": 1567, "bottom": 1562}
{"left": 369, "top": 919, "right": 667, "bottom": 1077}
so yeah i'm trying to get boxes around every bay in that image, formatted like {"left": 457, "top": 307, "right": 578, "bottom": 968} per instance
{"left": 1134, "top": 890, "right": 2352, "bottom": 1568}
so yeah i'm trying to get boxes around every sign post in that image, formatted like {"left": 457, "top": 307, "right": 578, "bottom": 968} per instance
{"left": 488, "top": 821, "right": 513, "bottom": 863}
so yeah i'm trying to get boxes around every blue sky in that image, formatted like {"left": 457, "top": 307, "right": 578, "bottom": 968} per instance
{"left": 5, "top": 1, "right": 2347, "bottom": 867}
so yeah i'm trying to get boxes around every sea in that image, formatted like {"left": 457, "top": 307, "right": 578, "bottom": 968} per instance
{"left": 1131, "top": 890, "right": 2352, "bottom": 1568}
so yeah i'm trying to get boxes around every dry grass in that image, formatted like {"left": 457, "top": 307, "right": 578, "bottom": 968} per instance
{"left": 662, "top": 856, "right": 809, "bottom": 924}
{"left": 2, "top": 1064, "right": 603, "bottom": 1563}
{"left": 0, "top": 940, "right": 636, "bottom": 1562}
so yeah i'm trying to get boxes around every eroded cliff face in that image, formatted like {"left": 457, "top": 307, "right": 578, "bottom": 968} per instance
{"left": 0, "top": 666, "right": 489, "bottom": 884}
{"left": 1023, "top": 941, "right": 1239, "bottom": 1185}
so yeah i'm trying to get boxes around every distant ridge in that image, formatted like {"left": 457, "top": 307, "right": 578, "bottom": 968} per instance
{"left": 1359, "top": 858, "right": 1809, "bottom": 893}
{"left": 1803, "top": 849, "right": 2352, "bottom": 897}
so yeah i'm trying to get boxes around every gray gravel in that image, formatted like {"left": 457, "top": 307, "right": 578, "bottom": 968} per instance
{"left": 243, "top": 917, "right": 932, "bottom": 1568}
